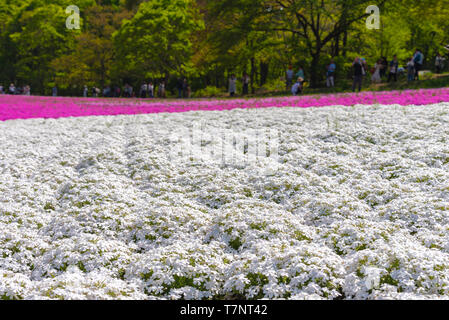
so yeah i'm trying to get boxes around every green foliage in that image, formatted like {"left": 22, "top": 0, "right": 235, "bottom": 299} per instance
{"left": 229, "top": 237, "right": 242, "bottom": 251}
{"left": 112, "top": 0, "right": 204, "bottom": 80}
{"left": 192, "top": 85, "right": 224, "bottom": 98}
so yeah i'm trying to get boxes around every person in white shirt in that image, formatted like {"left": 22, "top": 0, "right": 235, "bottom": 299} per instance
{"left": 148, "top": 82, "right": 154, "bottom": 98}
{"left": 9, "top": 83, "right": 16, "bottom": 94}
{"left": 371, "top": 59, "right": 382, "bottom": 83}
{"left": 229, "top": 74, "right": 236, "bottom": 97}
{"left": 140, "top": 83, "right": 147, "bottom": 98}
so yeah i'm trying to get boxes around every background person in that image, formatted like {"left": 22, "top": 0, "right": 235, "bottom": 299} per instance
{"left": 435, "top": 53, "right": 444, "bottom": 74}
{"left": 148, "top": 82, "right": 154, "bottom": 98}
{"left": 296, "top": 66, "right": 305, "bottom": 80}
{"left": 177, "top": 78, "right": 183, "bottom": 98}
{"left": 352, "top": 58, "right": 364, "bottom": 92}
{"left": 388, "top": 55, "right": 399, "bottom": 82}
{"left": 413, "top": 49, "right": 424, "bottom": 80}
{"left": 371, "top": 59, "right": 382, "bottom": 83}
{"left": 229, "top": 74, "right": 236, "bottom": 97}
{"left": 140, "top": 83, "right": 147, "bottom": 98}
{"left": 158, "top": 81, "right": 165, "bottom": 98}
{"left": 291, "top": 77, "right": 303, "bottom": 95}
{"left": 286, "top": 65, "right": 294, "bottom": 89}
{"left": 9, "top": 83, "right": 16, "bottom": 95}
{"left": 326, "top": 59, "right": 336, "bottom": 87}
{"left": 182, "top": 78, "right": 189, "bottom": 98}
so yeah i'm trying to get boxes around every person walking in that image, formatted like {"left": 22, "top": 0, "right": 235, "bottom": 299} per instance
{"left": 182, "top": 78, "right": 189, "bottom": 98}
{"left": 229, "top": 74, "right": 237, "bottom": 97}
{"left": 413, "top": 49, "right": 424, "bottom": 80}
{"left": 176, "top": 78, "right": 183, "bottom": 98}
{"left": 435, "top": 53, "right": 444, "bottom": 74}
{"left": 52, "top": 85, "right": 57, "bottom": 97}
{"left": 286, "top": 65, "right": 294, "bottom": 89}
{"left": 140, "top": 83, "right": 147, "bottom": 98}
{"left": 295, "top": 66, "right": 305, "bottom": 80}
{"left": 9, "top": 83, "right": 16, "bottom": 95}
{"left": 148, "top": 82, "right": 154, "bottom": 98}
{"left": 371, "top": 59, "right": 382, "bottom": 83}
{"left": 326, "top": 59, "right": 336, "bottom": 87}
{"left": 83, "top": 85, "right": 88, "bottom": 97}
{"left": 387, "top": 55, "right": 399, "bottom": 82}
{"left": 24, "top": 85, "right": 31, "bottom": 96}
{"left": 158, "top": 81, "right": 165, "bottom": 98}
{"left": 352, "top": 58, "right": 364, "bottom": 92}
{"left": 123, "top": 84, "right": 129, "bottom": 97}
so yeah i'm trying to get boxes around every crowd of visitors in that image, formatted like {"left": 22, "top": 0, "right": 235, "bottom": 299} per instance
{"left": 346, "top": 49, "right": 445, "bottom": 92}
{"left": 1, "top": 51, "right": 447, "bottom": 98}
{"left": 0, "top": 83, "right": 31, "bottom": 95}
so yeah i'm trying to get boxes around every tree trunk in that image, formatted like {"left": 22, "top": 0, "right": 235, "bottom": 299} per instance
{"left": 309, "top": 52, "right": 321, "bottom": 88}
{"left": 334, "top": 34, "right": 340, "bottom": 57}
{"left": 250, "top": 57, "right": 255, "bottom": 94}
{"left": 259, "top": 62, "right": 269, "bottom": 86}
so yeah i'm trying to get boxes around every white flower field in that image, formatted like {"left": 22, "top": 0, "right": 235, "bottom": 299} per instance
{"left": 1, "top": 103, "right": 449, "bottom": 300}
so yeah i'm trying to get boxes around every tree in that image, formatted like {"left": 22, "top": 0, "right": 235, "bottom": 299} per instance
{"left": 113, "top": 0, "right": 204, "bottom": 81}
{"left": 207, "top": 0, "right": 388, "bottom": 87}
{"left": 1, "top": 0, "right": 94, "bottom": 93}
{"left": 52, "top": 4, "right": 132, "bottom": 90}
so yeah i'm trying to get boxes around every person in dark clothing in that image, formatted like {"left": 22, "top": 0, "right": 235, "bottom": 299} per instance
{"left": 413, "top": 49, "right": 424, "bottom": 80}
{"left": 291, "top": 77, "right": 303, "bottom": 95}
{"left": 387, "top": 55, "right": 399, "bottom": 82}
{"left": 182, "top": 78, "right": 188, "bottom": 98}
{"left": 352, "top": 57, "right": 364, "bottom": 92}
{"left": 177, "top": 78, "right": 183, "bottom": 98}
